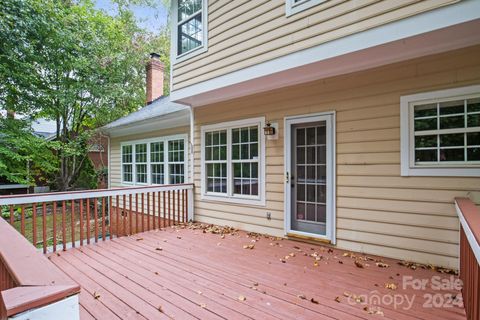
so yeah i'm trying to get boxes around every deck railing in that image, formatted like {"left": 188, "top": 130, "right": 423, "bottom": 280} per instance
{"left": 0, "top": 217, "right": 80, "bottom": 319}
{"left": 455, "top": 197, "right": 480, "bottom": 320}
{"left": 0, "top": 184, "right": 194, "bottom": 254}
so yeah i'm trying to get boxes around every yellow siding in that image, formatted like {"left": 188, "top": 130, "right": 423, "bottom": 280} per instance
{"left": 172, "top": 0, "right": 458, "bottom": 90}
{"left": 110, "top": 126, "right": 190, "bottom": 188}
{"left": 192, "top": 45, "right": 480, "bottom": 269}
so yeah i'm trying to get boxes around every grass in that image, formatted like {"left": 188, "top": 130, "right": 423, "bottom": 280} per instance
{"left": 10, "top": 206, "right": 108, "bottom": 250}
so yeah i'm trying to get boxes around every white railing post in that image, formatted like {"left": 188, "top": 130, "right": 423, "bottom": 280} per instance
{"left": 187, "top": 187, "right": 194, "bottom": 222}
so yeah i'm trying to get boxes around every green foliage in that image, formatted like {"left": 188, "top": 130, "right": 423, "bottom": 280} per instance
{"left": 0, "top": 0, "right": 170, "bottom": 190}
{"left": 72, "top": 157, "right": 98, "bottom": 190}
{"left": 1, "top": 205, "right": 33, "bottom": 220}
{"left": 0, "top": 117, "right": 58, "bottom": 185}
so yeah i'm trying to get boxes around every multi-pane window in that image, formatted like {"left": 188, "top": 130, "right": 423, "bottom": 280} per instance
{"left": 168, "top": 140, "right": 185, "bottom": 184}
{"left": 135, "top": 143, "right": 147, "bottom": 183}
{"left": 202, "top": 120, "right": 263, "bottom": 202}
{"left": 121, "top": 136, "right": 187, "bottom": 184}
{"left": 232, "top": 126, "right": 259, "bottom": 196}
{"left": 150, "top": 142, "right": 164, "bottom": 184}
{"left": 413, "top": 98, "right": 480, "bottom": 164}
{"left": 122, "top": 145, "right": 133, "bottom": 182}
{"left": 205, "top": 130, "right": 227, "bottom": 193}
{"left": 177, "top": 0, "right": 203, "bottom": 56}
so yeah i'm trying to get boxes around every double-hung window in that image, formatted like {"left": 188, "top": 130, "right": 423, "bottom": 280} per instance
{"left": 286, "top": 0, "right": 326, "bottom": 16}
{"left": 201, "top": 118, "right": 265, "bottom": 205}
{"left": 173, "top": 0, "right": 208, "bottom": 61}
{"left": 121, "top": 135, "right": 188, "bottom": 185}
{"left": 122, "top": 145, "right": 133, "bottom": 183}
{"left": 400, "top": 85, "right": 480, "bottom": 176}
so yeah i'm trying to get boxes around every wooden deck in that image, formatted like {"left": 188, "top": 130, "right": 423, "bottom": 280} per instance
{"left": 48, "top": 225, "right": 466, "bottom": 320}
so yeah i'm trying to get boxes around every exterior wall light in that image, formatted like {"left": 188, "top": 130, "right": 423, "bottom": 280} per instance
{"left": 263, "top": 121, "right": 278, "bottom": 140}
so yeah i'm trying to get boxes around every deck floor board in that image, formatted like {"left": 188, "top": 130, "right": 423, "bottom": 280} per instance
{"left": 48, "top": 226, "right": 466, "bottom": 320}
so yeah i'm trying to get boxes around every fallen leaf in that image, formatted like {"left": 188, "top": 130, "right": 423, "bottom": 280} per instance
{"left": 310, "top": 298, "right": 319, "bottom": 304}
{"left": 364, "top": 306, "right": 384, "bottom": 316}
{"left": 135, "top": 237, "right": 143, "bottom": 241}
{"left": 177, "top": 236, "right": 182, "bottom": 239}
{"left": 313, "top": 261, "right": 319, "bottom": 267}
{"left": 385, "top": 283, "right": 398, "bottom": 290}
{"left": 354, "top": 260, "right": 364, "bottom": 268}
{"left": 253, "top": 282, "right": 259, "bottom": 286}
{"left": 158, "top": 306, "right": 163, "bottom": 313}
{"left": 280, "top": 258, "right": 286, "bottom": 263}
{"left": 338, "top": 261, "right": 343, "bottom": 264}
{"left": 154, "top": 271, "right": 159, "bottom": 275}
{"left": 93, "top": 292, "right": 100, "bottom": 299}
{"left": 200, "top": 303, "right": 206, "bottom": 308}
{"left": 376, "top": 262, "right": 390, "bottom": 268}
{"left": 221, "top": 235, "right": 225, "bottom": 239}
{"left": 327, "top": 248, "right": 334, "bottom": 254}
{"left": 297, "top": 294, "right": 307, "bottom": 300}
{"left": 197, "top": 291, "right": 203, "bottom": 295}
{"left": 334, "top": 296, "right": 341, "bottom": 303}
{"left": 155, "top": 247, "right": 163, "bottom": 251}
{"left": 238, "top": 295, "right": 246, "bottom": 301}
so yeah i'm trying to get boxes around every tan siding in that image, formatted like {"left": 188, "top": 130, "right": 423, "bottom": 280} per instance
{"left": 109, "top": 126, "right": 190, "bottom": 188}
{"left": 192, "top": 46, "right": 480, "bottom": 268}
{"left": 172, "top": 0, "right": 458, "bottom": 89}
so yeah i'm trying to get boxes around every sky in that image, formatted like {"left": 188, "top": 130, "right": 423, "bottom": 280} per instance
{"left": 94, "top": 0, "right": 169, "bottom": 33}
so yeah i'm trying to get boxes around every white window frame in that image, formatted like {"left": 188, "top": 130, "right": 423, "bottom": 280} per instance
{"left": 400, "top": 84, "right": 480, "bottom": 177}
{"left": 200, "top": 117, "right": 266, "bottom": 206}
{"left": 121, "top": 134, "right": 188, "bottom": 185}
{"left": 285, "top": 0, "right": 326, "bottom": 16}
{"left": 171, "top": 0, "right": 208, "bottom": 64}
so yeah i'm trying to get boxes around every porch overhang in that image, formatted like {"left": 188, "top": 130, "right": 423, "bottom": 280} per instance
{"left": 170, "top": 0, "right": 480, "bottom": 107}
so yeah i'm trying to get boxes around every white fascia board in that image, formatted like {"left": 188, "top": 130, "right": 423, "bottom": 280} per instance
{"left": 106, "top": 110, "right": 190, "bottom": 138}
{"left": 170, "top": 0, "right": 480, "bottom": 106}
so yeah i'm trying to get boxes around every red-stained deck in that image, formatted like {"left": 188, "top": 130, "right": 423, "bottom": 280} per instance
{"left": 48, "top": 226, "right": 466, "bottom": 320}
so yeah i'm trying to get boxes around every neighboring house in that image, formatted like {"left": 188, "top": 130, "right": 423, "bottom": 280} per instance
{"left": 161, "top": 0, "right": 479, "bottom": 269}
{"left": 103, "top": 53, "right": 191, "bottom": 202}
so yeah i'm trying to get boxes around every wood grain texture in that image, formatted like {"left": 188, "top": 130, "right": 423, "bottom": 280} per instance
{"left": 48, "top": 226, "right": 467, "bottom": 320}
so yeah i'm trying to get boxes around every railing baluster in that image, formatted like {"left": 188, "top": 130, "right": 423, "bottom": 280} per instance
{"left": 102, "top": 197, "right": 106, "bottom": 241}
{"left": 9, "top": 205, "right": 14, "bottom": 225}
{"left": 122, "top": 194, "right": 126, "bottom": 237}
{"left": 20, "top": 205, "right": 25, "bottom": 236}
{"left": 168, "top": 191, "right": 171, "bottom": 227}
{"left": 157, "top": 192, "right": 161, "bottom": 229}
{"left": 135, "top": 193, "right": 139, "bottom": 234}
{"left": 62, "top": 201, "right": 66, "bottom": 251}
{"left": 42, "top": 203, "right": 47, "bottom": 254}
{"left": 94, "top": 197, "right": 98, "bottom": 243}
{"left": 162, "top": 191, "right": 166, "bottom": 229}
{"left": 177, "top": 190, "right": 180, "bottom": 224}
{"left": 71, "top": 200, "right": 75, "bottom": 248}
{"left": 152, "top": 192, "right": 156, "bottom": 230}
{"left": 117, "top": 195, "right": 120, "bottom": 238}
{"left": 146, "top": 192, "right": 150, "bottom": 231}
{"left": 32, "top": 204, "right": 37, "bottom": 248}
{"left": 172, "top": 190, "right": 176, "bottom": 226}
{"left": 128, "top": 194, "right": 132, "bottom": 235}
{"left": 52, "top": 201, "right": 57, "bottom": 252}
{"left": 86, "top": 198, "right": 91, "bottom": 244}
{"left": 185, "top": 189, "right": 188, "bottom": 223}
{"left": 79, "top": 199, "right": 84, "bottom": 246}
{"left": 109, "top": 196, "right": 113, "bottom": 239}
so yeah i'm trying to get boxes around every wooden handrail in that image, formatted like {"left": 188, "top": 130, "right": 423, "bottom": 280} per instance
{"left": 0, "top": 183, "right": 194, "bottom": 205}
{"left": 0, "top": 218, "right": 80, "bottom": 319}
{"left": 454, "top": 197, "right": 480, "bottom": 320}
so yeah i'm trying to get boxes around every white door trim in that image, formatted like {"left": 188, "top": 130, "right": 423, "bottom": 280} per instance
{"left": 284, "top": 112, "right": 336, "bottom": 244}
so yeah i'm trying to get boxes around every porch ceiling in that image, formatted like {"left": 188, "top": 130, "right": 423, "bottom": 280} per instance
{"left": 49, "top": 225, "right": 466, "bottom": 320}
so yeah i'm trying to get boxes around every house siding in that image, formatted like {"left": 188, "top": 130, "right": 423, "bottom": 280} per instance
{"left": 172, "top": 0, "right": 459, "bottom": 90}
{"left": 192, "top": 45, "right": 480, "bottom": 269}
{"left": 109, "top": 126, "right": 191, "bottom": 188}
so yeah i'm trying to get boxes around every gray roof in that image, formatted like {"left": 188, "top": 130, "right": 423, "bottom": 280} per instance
{"left": 104, "top": 96, "right": 189, "bottom": 130}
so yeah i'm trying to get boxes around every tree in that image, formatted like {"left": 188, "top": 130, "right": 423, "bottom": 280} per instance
{"left": 0, "top": 0, "right": 170, "bottom": 190}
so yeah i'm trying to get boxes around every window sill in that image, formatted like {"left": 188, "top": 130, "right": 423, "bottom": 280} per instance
{"left": 201, "top": 193, "right": 266, "bottom": 207}
{"left": 401, "top": 166, "right": 480, "bottom": 177}
{"left": 173, "top": 45, "right": 207, "bottom": 64}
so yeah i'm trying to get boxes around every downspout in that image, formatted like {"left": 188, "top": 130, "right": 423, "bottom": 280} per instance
{"left": 188, "top": 105, "right": 194, "bottom": 184}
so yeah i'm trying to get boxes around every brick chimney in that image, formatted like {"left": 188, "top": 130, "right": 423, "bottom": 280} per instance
{"left": 146, "top": 52, "right": 164, "bottom": 104}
